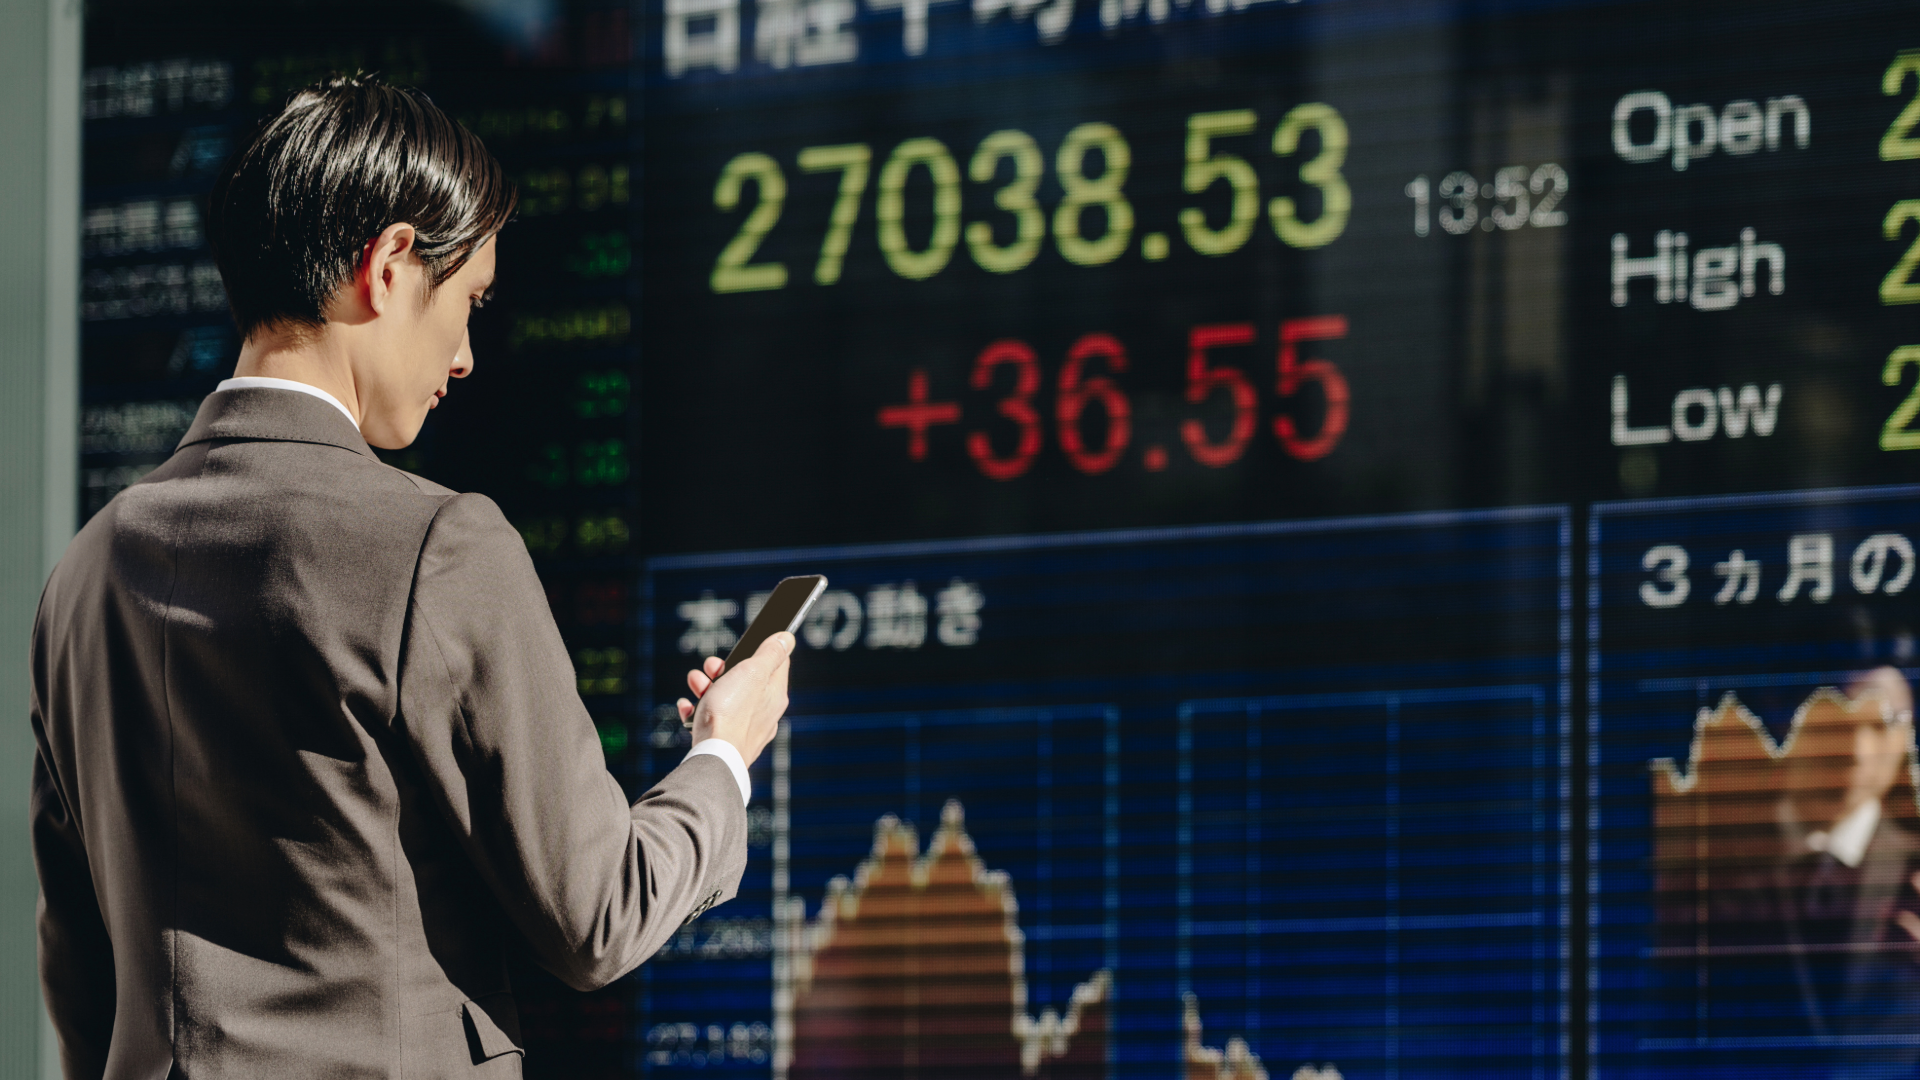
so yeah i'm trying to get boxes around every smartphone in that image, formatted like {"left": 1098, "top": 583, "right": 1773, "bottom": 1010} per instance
{"left": 722, "top": 575, "right": 828, "bottom": 674}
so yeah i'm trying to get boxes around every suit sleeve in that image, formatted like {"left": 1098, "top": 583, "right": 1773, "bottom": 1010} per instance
{"left": 397, "top": 492, "right": 748, "bottom": 991}
{"left": 31, "top": 615, "right": 116, "bottom": 1080}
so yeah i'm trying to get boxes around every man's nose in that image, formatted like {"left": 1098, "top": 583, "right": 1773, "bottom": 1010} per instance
{"left": 453, "top": 330, "right": 474, "bottom": 378}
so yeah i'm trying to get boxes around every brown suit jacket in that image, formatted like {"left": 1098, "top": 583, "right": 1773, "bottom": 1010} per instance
{"left": 30, "top": 388, "right": 747, "bottom": 1080}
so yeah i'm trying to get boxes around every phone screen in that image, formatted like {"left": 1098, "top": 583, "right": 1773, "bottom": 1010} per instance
{"left": 722, "top": 575, "right": 827, "bottom": 674}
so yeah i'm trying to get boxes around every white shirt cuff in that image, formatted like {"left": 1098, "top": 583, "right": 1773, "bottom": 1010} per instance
{"left": 685, "top": 739, "right": 752, "bottom": 806}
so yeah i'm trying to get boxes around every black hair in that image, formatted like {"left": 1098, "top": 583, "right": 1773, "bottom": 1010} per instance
{"left": 207, "top": 73, "right": 515, "bottom": 340}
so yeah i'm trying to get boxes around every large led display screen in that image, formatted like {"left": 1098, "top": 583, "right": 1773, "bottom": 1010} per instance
{"left": 72, "top": 0, "right": 1920, "bottom": 1075}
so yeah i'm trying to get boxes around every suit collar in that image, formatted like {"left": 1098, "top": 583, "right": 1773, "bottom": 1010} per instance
{"left": 177, "top": 386, "right": 379, "bottom": 460}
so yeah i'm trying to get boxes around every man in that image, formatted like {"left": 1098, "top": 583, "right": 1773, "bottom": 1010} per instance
{"left": 1659, "top": 663, "right": 1920, "bottom": 1077}
{"left": 30, "top": 75, "right": 786, "bottom": 1079}
{"left": 1781, "top": 666, "right": 1920, "bottom": 1076}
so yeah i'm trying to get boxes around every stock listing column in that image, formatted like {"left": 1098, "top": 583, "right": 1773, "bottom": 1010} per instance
{"left": 78, "top": 11, "right": 470, "bottom": 518}
{"left": 1582, "top": 1, "right": 1920, "bottom": 500}
{"left": 637, "top": 1, "right": 1575, "bottom": 1077}
{"left": 78, "top": 45, "right": 240, "bottom": 514}
{"left": 427, "top": 9, "right": 648, "bottom": 1075}
{"left": 1581, "top": 3, "right": 1920, "bottom": 1078}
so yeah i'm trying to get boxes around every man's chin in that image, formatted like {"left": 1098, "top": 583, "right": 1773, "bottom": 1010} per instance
{"left": 363, "top": 413, "right": 429, "bottom": 451}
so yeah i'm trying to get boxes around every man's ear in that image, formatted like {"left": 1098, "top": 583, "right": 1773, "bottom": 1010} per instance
{"left": 361, "top": 222, "right": 420, "bottom": 316}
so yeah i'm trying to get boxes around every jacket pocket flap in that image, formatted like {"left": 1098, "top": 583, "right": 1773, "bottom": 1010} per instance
{"left": 462, "top": 994, "right": 525, "bottom": 1062}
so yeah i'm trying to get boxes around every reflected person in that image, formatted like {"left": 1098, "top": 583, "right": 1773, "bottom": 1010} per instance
{"left": 1784, "top": 665, "right": 1920, "bottom": 1073}
{"left": 1656, "top": 662, "right": 1920, "bottom": 1074}
{"left": 30, "top": 75, "right": 788, "bottom": 1079}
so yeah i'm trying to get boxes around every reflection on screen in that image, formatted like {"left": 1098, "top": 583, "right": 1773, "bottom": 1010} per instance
{"left": 1650, "top": 672, "right": 1920, "bottom": 1058}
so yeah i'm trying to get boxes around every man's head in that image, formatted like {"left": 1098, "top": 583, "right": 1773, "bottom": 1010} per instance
{"left": 1843, "top": 666, "right": 1916, "bottom": 817}
{"left": 208, "top": 75, "right": 514, "bottom": 448}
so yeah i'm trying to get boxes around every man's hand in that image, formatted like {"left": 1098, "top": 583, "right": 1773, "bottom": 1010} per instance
{"left": 675, "top": 632, "right": 792, "bottom": 768}
{"left": 1899, "top": 871, "right": 1920, "bottom": 943}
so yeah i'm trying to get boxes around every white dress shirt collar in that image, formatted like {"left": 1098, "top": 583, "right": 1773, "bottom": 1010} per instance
{"left": 216, "top": 376, "right": 359, "bottom": 431}
{"left": 1808, "top": 799, "right": 1882, "bottom": 869}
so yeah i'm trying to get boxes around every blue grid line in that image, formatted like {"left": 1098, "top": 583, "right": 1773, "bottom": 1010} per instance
{"left": 647, "top": 504, "right": 1568, "bottom": 572}
{"left": 787, "top": 704, "right": 1115, "bottom": 731}
{"left": 1177, "top": 683, "right": 1557, "bottom": 1080}
{"left": 1640, "top": 1035, "right": 1920, "bottom": 1051}
{"left": 1635, "top": 667, "right": 1920, "bottom": 695}
{"left": 1592, "top": 482, "right": 1920, "bottom": 519}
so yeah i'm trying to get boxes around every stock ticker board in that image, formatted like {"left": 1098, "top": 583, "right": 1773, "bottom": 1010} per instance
{"left": 67, "top": 0, "right": 1920, "bottom": 1075}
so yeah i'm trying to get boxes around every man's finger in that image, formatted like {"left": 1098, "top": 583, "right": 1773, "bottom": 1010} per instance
{"left": 704, "top": 656, "right": 725, "bottom": 680}
{"left": 1900, "top": 909, "right": 1920, "bottom": 943}
{"left": 727, "top": 632, "right": 793, "bottom": 680}
{"left": 677, "top": 698, "right": 694, "bottom": 723}
{"left": 687, "top": 668, "right": 713, "bottom": 697}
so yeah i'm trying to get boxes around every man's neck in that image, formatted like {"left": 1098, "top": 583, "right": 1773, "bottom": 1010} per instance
{"left": 232, "top": 326, "right": 364, "bottom": 426}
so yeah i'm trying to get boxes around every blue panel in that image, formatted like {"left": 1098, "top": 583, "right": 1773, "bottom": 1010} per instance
{"left": 643, "top": 507, "right": 1568, "bottom": 1080}
{"left": 1593, "top": 485, "right": 1920, "bottom": 1079}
